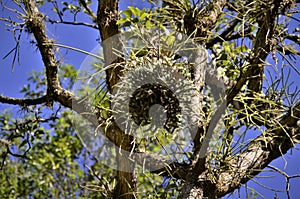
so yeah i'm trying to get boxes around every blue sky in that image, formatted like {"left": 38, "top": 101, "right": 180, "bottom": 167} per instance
{"left": 0, "top": 1, "right": 299, "bottom": 198}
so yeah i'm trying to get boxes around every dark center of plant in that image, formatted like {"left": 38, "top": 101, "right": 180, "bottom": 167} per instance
{"left": 129, "top": 83, "right": 181, "bottom": 133}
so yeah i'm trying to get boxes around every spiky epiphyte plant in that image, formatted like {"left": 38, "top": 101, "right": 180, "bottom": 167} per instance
{"left": 111, "top": 54, "right": 199, "bottom": 142}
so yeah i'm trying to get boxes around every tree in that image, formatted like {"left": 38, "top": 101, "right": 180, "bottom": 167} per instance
{"left": 0, "top": 0, "right": 299, "bottom": 198}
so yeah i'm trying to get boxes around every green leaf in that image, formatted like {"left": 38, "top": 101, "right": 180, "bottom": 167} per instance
{"left": 145, "top": 20, "right": 153, "bottom": 28}
{"left": 128, "top": 6, "right": 140, "bottom": 17}
{"left": 140, "top": 12, "right": 148, "bottom": 20}
{"left": 123, "top": 21, "right": 132, "bottom": 27}
{"left": 166, "top": 35, "right": 175, "bottom": 45}
{"left": 116, "top": 18, "right": 127, "bottom": 25}
{"left": 236, "top": 46, "right": 249, "bottom": 53}
{"left": 52, "top": 7, "right": 59, "bottom": 14}
{"left": 122, "top": 9, "right": 132, "bottom": 18}
{"left": 62, "top": 1, "right": 68, "bottom": 7}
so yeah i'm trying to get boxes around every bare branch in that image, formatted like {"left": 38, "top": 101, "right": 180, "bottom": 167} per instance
{"left": 79, "top": 0, "right": 97, "bottom": 22}
{"left": 24, "top": 1, "right": 60, "bottom": 94}
{"left": 207, "top": 18, "right": 240, "bottom": 48}
{"left": 268, "top": 165, "right": 300, "bottom": 199}
{"left": 46, "top": 18, "right": 98, "bottom": 29}
{"left": 20, "top": 1, "right": 102, "bottom": 129}
{"left": 285, "top": 34, "right": 300, "bottom": 45}
{"left": 276, "top": 45, "right": 300, "bottom": 56}
{"left": 0, "top": 95, "right": 49, "bottom": 106}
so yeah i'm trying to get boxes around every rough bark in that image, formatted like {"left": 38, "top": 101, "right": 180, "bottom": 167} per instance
{"left": 179, "top": 1, "right": 227, "bottom": 198}
{"left": 97, "top": 0, "right": 136, "bottom": 198}
{"left": 215, "top": 102, "right": 300, "bottom": 197}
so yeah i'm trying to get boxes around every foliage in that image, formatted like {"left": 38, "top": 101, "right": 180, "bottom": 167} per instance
{"left": 0, "top": 0, "right": 299, "bottom": 198}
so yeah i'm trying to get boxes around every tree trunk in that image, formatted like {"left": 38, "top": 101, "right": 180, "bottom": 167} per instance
{"left": 97, "top": 0, "right": 137, "bottom": 198}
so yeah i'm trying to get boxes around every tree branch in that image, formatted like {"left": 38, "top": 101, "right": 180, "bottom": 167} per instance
{"left": 276, "top": 45, "right": 300, "bottom": 56}
{"left": 79, "top": 0, "right": 97, "bottom": 22}
{"left": 22, "top": 1, "right": 101, "bottom": 128}
{"left": 284, "top": 33, "right": 300, "bottom": 45}
{"left": 227, "top": 0, "right": 295, "bottom": 103}
{"left": 247, "top": 0, "right": 295, "bottom": 93}
{"left": 215, "top": 101, "right": 300, "bottom": 197}
{"left": 0, "top": 95, "right": 49, "bottom": 106}
{"left": 97, "top": 1, "right": 136, "bottom": 198}
{"left": 134, "top": 152, "right": 192, "bottom": 180}
{"left": 206, "top": 18, "right": 240, "bottom": 48}
{"left": 47, "top": 18, "right": 98, "bottom": 29}
{"left": 97, "top": 0, "right": 122, "bottom": 92}
{"left": 24, "top": 1, "right": 60, "bottom": 95}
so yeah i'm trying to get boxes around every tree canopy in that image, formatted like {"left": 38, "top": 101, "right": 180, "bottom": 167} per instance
{"left": 0, "top": 0, "right": 299, "bottom": 198}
